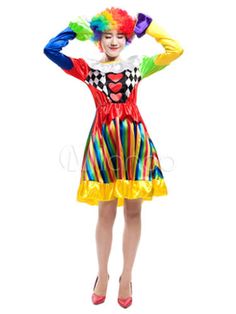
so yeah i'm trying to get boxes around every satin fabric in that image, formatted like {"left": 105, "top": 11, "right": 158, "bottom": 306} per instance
{"left": 77, "top": 179, "right": 167, "bottom": 207}
{"left": 43, "top": 20, "right": 184, "bottom": 206}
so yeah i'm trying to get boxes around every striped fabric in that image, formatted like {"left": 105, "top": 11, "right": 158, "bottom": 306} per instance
{"left": 77, "top": 116, "right": 167, "bottom": 206}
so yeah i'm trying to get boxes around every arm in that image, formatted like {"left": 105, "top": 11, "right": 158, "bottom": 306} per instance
{"left": 43, "top": 26, "right": 76, "bottom": 70}
{"left": 43, "top": 17, "right": 93, "bottom": 80}
{"left": 134, "top": 13, "right": 184, "bottom": 79}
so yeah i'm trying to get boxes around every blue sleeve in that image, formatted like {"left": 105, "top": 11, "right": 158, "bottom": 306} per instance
{"left": 43, "top": 26, "right": 76, "bottom": 70}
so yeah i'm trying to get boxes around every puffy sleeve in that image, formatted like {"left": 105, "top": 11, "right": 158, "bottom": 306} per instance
{"left": 43, "top": 26, "right": 89, "bottom": 82}
{"left": 62, "top": 57, "right": 89, "bottom": 81}
{"left": 138, "top": 20, "right": 184, "bottom": 79}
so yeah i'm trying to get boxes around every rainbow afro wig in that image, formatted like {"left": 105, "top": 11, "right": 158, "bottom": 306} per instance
{"left": 89, "top": 7, "right": 136, "bottom": 51}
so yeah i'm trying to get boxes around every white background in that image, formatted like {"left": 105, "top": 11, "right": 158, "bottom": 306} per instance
{"left": 1, "top": 0, "right": 236, "bottom": 313}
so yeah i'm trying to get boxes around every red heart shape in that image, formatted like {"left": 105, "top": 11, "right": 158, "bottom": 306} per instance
{"left": 109, "top": 82, "right": 122, "bottom": 93}
{"left": 107, "top": 73, "right": 123, "bottom": 82}
{"left": 110, "top": 93, "right": 122, "bottom": 102}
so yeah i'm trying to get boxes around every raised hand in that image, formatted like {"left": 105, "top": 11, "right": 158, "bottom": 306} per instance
{"left": 69, "top": 16, "right": 94, "bottom": 41}
{"left": 134, "top": 13, "right": 153, "bottom": 38}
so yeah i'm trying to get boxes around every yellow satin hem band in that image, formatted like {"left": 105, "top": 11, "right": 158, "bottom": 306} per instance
{"left": 76, "top": 179, "right": 168, "bottom": 207}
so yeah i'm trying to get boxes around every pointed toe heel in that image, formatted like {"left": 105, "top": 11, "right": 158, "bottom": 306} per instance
{"left": 91, "top": 274, "right": 109, "bottom": 305}
{"left": 118, "top": 296, "right": 132, "bottom": 308}
{"left": 117, "top": 276, "right": 133, "bottom": 308}
{"left": 92, "top": 292, "right": 106, "bottom": 305}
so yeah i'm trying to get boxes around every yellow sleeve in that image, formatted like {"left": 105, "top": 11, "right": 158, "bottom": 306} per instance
{"left": 139, "top": 20, "right": 184, "bottom": 79}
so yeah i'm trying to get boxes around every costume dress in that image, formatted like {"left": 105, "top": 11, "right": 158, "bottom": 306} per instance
{"left": 44, "top": 17, "right": 183, "bottom": 207}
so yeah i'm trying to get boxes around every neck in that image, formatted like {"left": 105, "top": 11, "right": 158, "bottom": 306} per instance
{"left": 100, "top": 54, "right": 122, "bottom": 63}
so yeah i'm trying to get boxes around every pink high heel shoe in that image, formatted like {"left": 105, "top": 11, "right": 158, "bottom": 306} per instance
{"left": 117, "top": 276, "right": 133, "bottom": 309}
{"left": 91, "top": 274, "right": 110, "bottom": 305}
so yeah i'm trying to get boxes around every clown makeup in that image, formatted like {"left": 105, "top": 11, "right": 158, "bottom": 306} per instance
{"left": 100, "top": 30, "right": 126, "bottom": 62}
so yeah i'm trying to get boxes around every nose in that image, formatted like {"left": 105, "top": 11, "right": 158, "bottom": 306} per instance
{"left": 111, "top": 36, "right": 118, "bottom": 45}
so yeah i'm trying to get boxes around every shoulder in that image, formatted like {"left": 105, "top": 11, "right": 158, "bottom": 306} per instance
{"left": 62, "top": 57, "right": 90, "bottom": 81}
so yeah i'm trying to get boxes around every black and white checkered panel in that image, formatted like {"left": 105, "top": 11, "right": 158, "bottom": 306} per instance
{"left": 85, "top": 67, "right": 142, "bottom": 102}
{"left": 85, "top": 69, "right": 108, "bottom": 95}
{"left": 124, "top": 67, "right": 142, "bottom": 99}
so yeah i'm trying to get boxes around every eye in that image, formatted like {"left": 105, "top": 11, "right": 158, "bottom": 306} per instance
{"left": 104, "top": 34, "right": 124, "bottom": 39}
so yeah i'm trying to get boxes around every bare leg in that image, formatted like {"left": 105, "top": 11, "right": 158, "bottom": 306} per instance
{"left": 118, "top": 198, "right": 142, "bottom": 298}
{"left": 94, "top": 198, "right": 118, "bottom": 295}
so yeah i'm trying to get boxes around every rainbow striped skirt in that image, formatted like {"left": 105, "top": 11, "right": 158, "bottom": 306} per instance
{"left": 77, "top": 108, "right": 168, "bottom": 207}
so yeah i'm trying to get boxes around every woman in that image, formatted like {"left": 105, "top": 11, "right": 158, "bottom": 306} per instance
{"left": 44, "top": 7, "right": 184, "bottom": 308}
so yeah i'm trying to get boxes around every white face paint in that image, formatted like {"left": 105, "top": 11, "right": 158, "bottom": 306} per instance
{"left": 100, "top": 29, "right": 126, "bottom": 61}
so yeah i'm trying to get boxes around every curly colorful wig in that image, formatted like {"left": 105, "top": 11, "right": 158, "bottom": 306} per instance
{"left": 89, "top": 7, "right": 136, "bottom": 52}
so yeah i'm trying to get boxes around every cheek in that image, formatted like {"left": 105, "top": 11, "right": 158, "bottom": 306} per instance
{"left": 100, "top": 38, "right": 109, "bottom": 50}
{"left": 101, "top": 38, "right": 109, "bottom": 47}
{"left": 120, "top": 40, "right": 126, "bottom": 48}
{"left": 120, "top": 38, "right": 126, "bottom": 46}
{"left": 98, "top": 41, "right": 104, "bottom": 52}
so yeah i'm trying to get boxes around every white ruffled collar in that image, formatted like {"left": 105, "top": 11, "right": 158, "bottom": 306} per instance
{"left": 85, "top": 55, "right": 142, "bottom": 73}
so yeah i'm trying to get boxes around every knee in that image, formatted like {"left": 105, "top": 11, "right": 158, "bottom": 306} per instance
{"left": 98, "top": 200, "right": 117, "bottom": 225}
{"left": 124, "top": 199, "right": 142, "bottom": 221}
